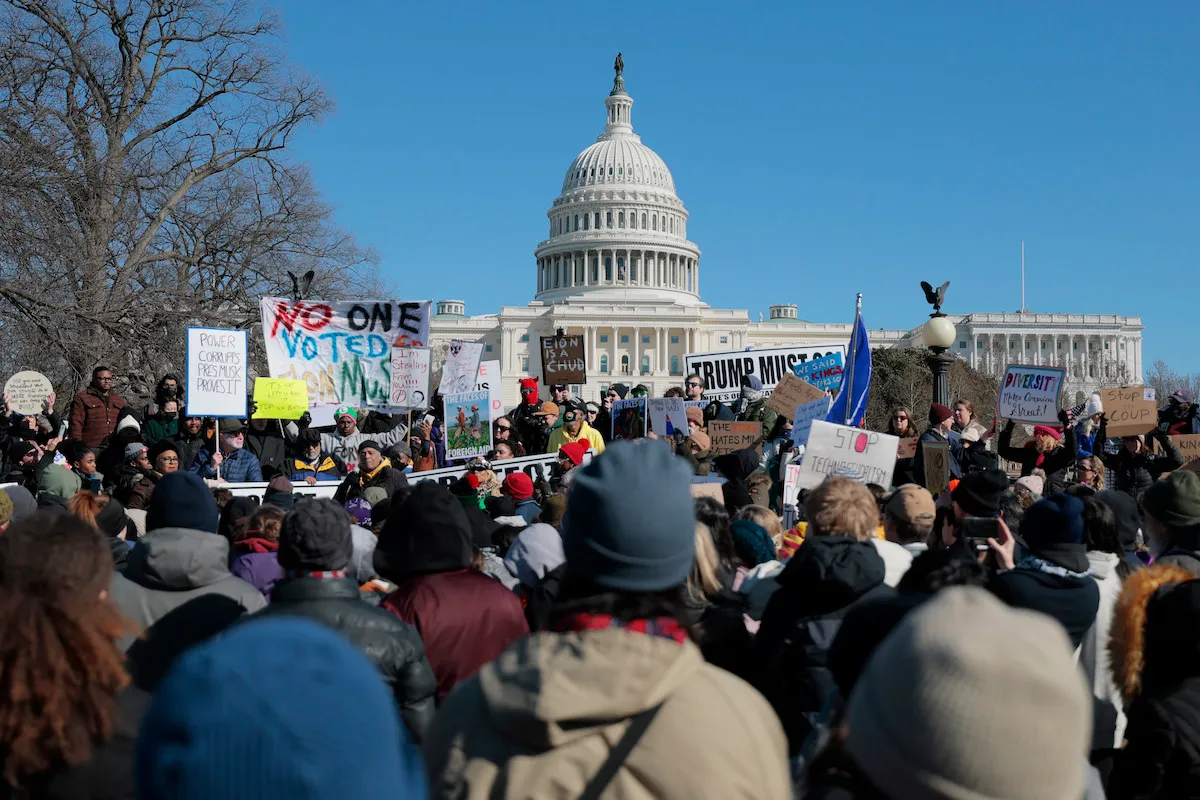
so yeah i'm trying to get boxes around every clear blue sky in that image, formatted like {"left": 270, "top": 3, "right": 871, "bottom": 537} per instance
{"left": 279, "top": 2, "right": 1200, "bottom": 374}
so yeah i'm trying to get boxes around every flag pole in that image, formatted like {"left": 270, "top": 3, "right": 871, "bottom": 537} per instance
{"left": 844, "top": 293, "right": 862, "bottom": 425}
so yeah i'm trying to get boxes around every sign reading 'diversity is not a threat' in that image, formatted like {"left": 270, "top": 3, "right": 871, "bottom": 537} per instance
{"left": 998, "top": 365, "right": 1065, "bottom": 425}
{"left": 260, "top": 298, "right": 431, "bottom": 409}
{"left": 684, "top": 344, "right": 848, "bottom": 403}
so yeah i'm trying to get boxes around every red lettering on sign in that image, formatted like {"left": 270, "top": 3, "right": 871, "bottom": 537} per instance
{"left": 270, "top": 301, "right": 333, "bottom": 337}
{"left": 393, "top": 333, "right": 425, "bottom": 348}
{"left": 854, "top": 433, "right": 868, "bottom": 453}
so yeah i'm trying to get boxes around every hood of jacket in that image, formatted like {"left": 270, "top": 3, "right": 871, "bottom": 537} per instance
{"left": 713, "top": 447, "right": 761, "bottom": 483}
{"left": 122, "top": 527, "right": 234, "bottom": 591}
{"left": 774, "top": 535, "right": 886, "bottom": 613}
{"left": 1086, "top": 550, "right": 1119, "bottom": 581}
{"left": 478, "top": 628, "right": 703, "bottom": 750}
{"left": 503, "top": 524, "right": 566, "bottom": 588}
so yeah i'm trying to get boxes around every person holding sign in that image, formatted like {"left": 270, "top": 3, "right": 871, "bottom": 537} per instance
{"left": 189, "top": 419, "right": 263, "bottom": 483}
{"left": 914, "top": 404, "right": 963, "bottom": 490}
{"left": 998, "top": 410, "right": 1076, "bottom": 496}
{"left": 1093, "top": 417, "right": 1184, "bottom": 499}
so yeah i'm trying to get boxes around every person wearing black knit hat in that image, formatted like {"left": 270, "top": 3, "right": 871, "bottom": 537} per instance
{"left": 334, "top": 439, "right": 407, "bottom": 505}
{"left": 915, "top": 402, "right": 963, "bottom": 490}
{"left": 256, "top": 498, "right": 437, "bottom": 741}
{"left": 991, "top": 494, "right": 1100, "bottom": 649}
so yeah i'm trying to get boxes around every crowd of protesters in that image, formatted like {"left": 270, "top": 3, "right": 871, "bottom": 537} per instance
{"left": 2, "top": 364, "right": 1200, "bottom": 799}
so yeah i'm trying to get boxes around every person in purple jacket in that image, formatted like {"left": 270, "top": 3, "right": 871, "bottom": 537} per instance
{"left": 230, "top": 505, "right": 286, "bottom": 600}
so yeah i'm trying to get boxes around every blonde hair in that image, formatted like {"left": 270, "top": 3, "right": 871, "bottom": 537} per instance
{"left": 805, "top": 477, "right": 879, "bottom": 542}
{"left": 1035, "top": 435, "right": 1063, "bottom": 455}
{"left": 688, "top": 522, "right": 723, "bottom": 603}
{"left": 735, "top": 505, "right": 784, "bottom": 549}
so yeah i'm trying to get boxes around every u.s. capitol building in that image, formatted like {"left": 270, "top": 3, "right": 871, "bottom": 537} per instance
{"left": 429, "top": 60, "right": 1143, "bottom": 408}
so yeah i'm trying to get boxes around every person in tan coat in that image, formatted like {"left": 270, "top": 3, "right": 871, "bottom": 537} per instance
{"left": 424, "top": 441, "right": 790, "bottom": 799}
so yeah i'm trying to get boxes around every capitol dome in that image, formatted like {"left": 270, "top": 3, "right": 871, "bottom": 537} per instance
{"left": 534, "top": 57, "right": 702, "bottom": 307}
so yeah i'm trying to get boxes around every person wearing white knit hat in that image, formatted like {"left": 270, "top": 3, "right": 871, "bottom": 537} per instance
{"left": 819, "top": 586, "right": 1092, "bottom": 800}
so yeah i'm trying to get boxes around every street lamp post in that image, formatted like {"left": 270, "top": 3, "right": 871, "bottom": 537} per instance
{"left": 920, "top": 281, "right": 957, "bottom": 409}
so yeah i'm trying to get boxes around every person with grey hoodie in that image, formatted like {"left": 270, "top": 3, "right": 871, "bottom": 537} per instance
{"left": 109, "top": 471, "right": 265, "bottom": 689}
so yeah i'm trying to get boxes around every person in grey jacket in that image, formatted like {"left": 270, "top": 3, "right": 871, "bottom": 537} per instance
{"left": 109, "top": 471, "right": 266, "bottom": 689}
{"left": 320, "top": 406, "right": 409, "bottom": 467}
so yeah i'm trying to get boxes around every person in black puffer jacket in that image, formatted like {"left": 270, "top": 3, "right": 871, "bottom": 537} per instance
{"left": 753, "top": 477, "right": 890, "bottom": 755}
{"left": 1094, "top": 421, "right": 1185, "bottom": 500}
{"left": 997, "top": 409, "right": 1077, "bottom": 495}
{"left": 334, "top": 440, "right": 409, "bottom": 504}
{"left": 256, "top": 498, "right": 437, "bottom": 742}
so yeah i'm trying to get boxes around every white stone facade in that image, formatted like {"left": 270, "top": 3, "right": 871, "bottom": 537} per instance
{"left": 430, "top": 64, "right": 1143, "bottom": 409}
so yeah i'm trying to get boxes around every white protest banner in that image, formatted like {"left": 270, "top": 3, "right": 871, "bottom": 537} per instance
{"left": 792, "top": 352, "right": 845, "bottom": 393}
{"left": 796, "top": 420, "right": 899, "bottom": 490}
{"left": 684, "top": 343, "right": 848, "bottom": 402}
{"left": 476, "top": 360, "right": 504, "bottom": 416}
{"left": 784, "top": 463, "right": 802, "bottom": 507}
{"left": 998, "top": 365, "right": 1065, "bottom": 425}
{"left": 439, "top": 340, "right": 485, "bottom": 397}
{"left": 443, "top": 389, "right": 491, "bottom": 460}
{"left": 647, "top": 398, "right": 687, "bottom": 436}
{"left": 4, "top": 371, "right": 52, "bottom": 416}
{"left": 409, "top": 452, "right": 558, "bottom": 490}
{"left": 186, "top": 327, "right": 247, "bottom": 418}
{"left": 790, "top": 396, "right": 831, "bottom": 448}
{"left": 389, "top": 347, "right": 431, "bottom": 409}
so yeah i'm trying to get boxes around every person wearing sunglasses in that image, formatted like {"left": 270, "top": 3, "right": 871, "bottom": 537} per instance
{"left": 887, "top": 407, "right": 916, "bottom": 439}
{"left": 630, "top": 384, "right": 650, "bottom": 399}
{"left": 684, "top": 375, "right": 706, "bottom": 402}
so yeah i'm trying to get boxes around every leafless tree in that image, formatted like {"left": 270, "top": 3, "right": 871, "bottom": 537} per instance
{"left": 0, "top": 0, "right": 384, "bottom": 400}
{"left": 1145, "top": 360, "right": 1200, "bottom": 405}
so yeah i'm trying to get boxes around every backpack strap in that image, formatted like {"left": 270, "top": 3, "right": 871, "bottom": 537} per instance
{"left": 577, "top": 704, "right": 663, "bottom": 800}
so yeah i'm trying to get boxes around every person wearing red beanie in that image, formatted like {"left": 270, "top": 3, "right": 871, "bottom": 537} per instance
{"left": 999, "top": 409, "right": 1077, "bottom": 496}
{"left": 558, "top": 441, "right": 591, "bottom": 470}
{"left": 501, "top": 472, "right": 540, "bottom": 524}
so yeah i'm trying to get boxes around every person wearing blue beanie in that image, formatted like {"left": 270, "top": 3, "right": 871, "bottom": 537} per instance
{"left": 137, "top": 617, "right": 426, "bottom": 799}
{"left": 108, "top": 472, "right": 266, "bottom": 687}
{"left": 991, "top": 493, "right": 1100, "bottom": 649}
{"left": 424, "top": 441, "right": 791, "bottom": 798}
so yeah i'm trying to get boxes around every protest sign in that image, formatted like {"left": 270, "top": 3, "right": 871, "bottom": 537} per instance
{"left": 998, "top": 365, "right": 1065, "bottom": 425}
{"left": 790, "top": 396, "right": 831, "bottom": 448}
{"left": 896, "top": 437, "right": 919, "bottom": 460}
{"left": 792, "top": 352, "right": 845, "bottom": 393}
{"left": 1101, "top": 387, "right": 1158, "bottom": 437}
{"left": 252, "top": 378, "right": 308, "bottom": 420}
{"left": 186, "top": 327, "right": 247, "bottom": 418}
{"left": 439, "top": 340, "right": 485, "bottom": 396}
{"left": 768, "top": 373, "right": 826, "bottom": 417}
{"left": 923, "top": 440, "right": 951, "bottom": 496}
{"left": 476, "top": 360, "right": 504, "bottom": 416}
{"left": 540, "top": 334, "right": 586, "bottom": 386}
{"left": 409, "top": 452, "right": 558, "bottom": 490}
{"left": 443, "top": 390, "right": 491, "bottom": 460}
{"left": 260, "top": 298, "right": 431, "bottom": 408}
{"left": 690, "top": 479, "right": 726, "bottom": 503}
{"left": 3, "top": 371, "right": 52, "bottom": 415}
{"left": 612, "top": 398, "right": 646, "bottom": 440}
{"left": 389, "top": 347, "right": 431, "bottom": 409}
{"left": 709, "top": 421, "right": 762, "bottom": 456}
{"left": 1172, "top": 435, "right": 1200, "bottom": 473}
{"left": 796, "top": 421, "right": 899, "bottom": 490}
{"left": 647, "top": 398, "right": 687, "bottom": 436}
{"left": 684, "top": 343, "right": 848, "bottom": 402}
{"left": 784, "top": 462, "right": 802, "bottom": 507}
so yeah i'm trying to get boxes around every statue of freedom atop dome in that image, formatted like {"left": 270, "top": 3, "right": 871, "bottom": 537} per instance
{"left": 614, "top": 52, "right": 624, "bottom": 78}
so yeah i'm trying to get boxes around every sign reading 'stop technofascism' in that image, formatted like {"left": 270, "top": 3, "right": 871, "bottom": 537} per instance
{"left": 684, "top": 344, "right": 848, "bottom": 402}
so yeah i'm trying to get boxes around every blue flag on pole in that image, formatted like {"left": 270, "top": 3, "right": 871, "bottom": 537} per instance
{"left": 826, "top": 304, "right": 871, "bottom": 427}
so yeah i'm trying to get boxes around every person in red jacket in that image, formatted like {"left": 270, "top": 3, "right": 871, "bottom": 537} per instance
{"left": 67, "top": 366, "right": 127, "bottom": 447}
{"left": 375, "top": 481, "right": 528, "bottom": 700}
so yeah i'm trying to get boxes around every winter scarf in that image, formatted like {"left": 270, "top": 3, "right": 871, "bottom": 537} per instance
{"left": 554, "top": 613, "right": 690, "bottom": 644}
{"left": 1016, "top": 553, "right": 1091, "bottom": 580}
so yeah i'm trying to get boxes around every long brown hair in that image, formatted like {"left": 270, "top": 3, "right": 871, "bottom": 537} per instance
{"left": 887, "top": 406, "right": 915, "bottom": 437}
{"left": 0, "top": 513, "right": 135, "bottom": 787}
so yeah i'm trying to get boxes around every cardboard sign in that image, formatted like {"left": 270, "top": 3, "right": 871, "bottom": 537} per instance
{"left": 252, "top": 378, "right": 309, "bottom": 420}
{"left": 790, "top": 396, "right": 832, "bottom": 448}
{"left": 475, "top": 360, "right": 504, "bottom": 417}
{"left": 1102, "top": 387, "right": 1158, "bottom": 437}
{"left": 768, "top": 373, "right": 827, "bottom": 417}
{"left": 389, "top": 347, "right": 432, "bottom": 409}
{"left": 684, "top": 344, "right": 848, "bottom": 403}
{"left": 922, "top": 440, "right": 952, "bottom": 495}
{"left": 647, "top": 398, "right": 687, "bottom": 436}
{"left": 796, "top": 421, "right": 899, "bottom": 490}
{"left": 443, "top": 389, "right": 491, "bottom": 460}
{"left": 709, "top": 421, "right": 763, "bottom": 456}
{"left": 186, "top": 327, "right": 247, "bottom": 418}
{"left": 260, "top": 298, "right": 431, "bottom": 408}
{"left": 999, "top": 365, "right": 1065, "bottom": 425}
{"left": 896, "top": 437, "right": 919, "bottom": 460}
{"left": 439, "top": 340, "right": 485, "bottom": 397}
{"left": 540, "top": 335, "right": 586, "bottom": 386}
{"left": 792, "top": 352, "right": 845, "bottom": 393}
{"left": 690, "top": 481, "right": 726, "bottom": 503}
{"left": 1171, "top": 435, "right": 1200, "bottom": 473}
{"left": 611, "top": 398, "right": 646, "bottom": 440}
{"left": 4, "top": 371, "right": 52, "bottom": 416}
